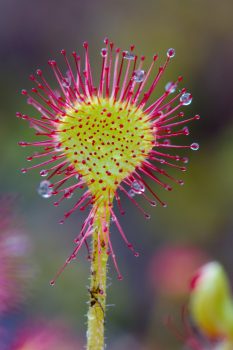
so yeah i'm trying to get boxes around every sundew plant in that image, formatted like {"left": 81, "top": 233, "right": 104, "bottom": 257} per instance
{"left": 18, "top": 38, "right": 199, "bottom": 350}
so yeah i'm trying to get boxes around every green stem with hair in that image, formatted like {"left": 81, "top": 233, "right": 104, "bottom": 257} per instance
{"left": 86, "top": 203, "right": 110, "bottom": 350}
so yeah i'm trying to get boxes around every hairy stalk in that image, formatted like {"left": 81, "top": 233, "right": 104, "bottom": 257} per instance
{"left": 87, "top": 204, "right": 110, "bottom": 350}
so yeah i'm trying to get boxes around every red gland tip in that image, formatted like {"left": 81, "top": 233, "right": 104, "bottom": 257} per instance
{"left": 18, "top": 141, "right": 28, "bottom": 146}
{"left": 48, "top": 60, "right": 56, "bottom": 66}
{"left": 83, "top": 41, "right": 88, "bottom": 49}
{"left": 21, "top": 89, "right": 27, "bottom": 95}
{"left": 36, "top": 69, "right": 42, "bottom": 76}
{"left": 61, "top": 49, "right": 66, "bottom": 55}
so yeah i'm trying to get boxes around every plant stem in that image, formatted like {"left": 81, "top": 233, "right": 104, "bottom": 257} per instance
{"left": 86, "top": 204, "right": 110, "bottom": 350}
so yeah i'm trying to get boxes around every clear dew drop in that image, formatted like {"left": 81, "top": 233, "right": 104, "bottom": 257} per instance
{"left": 100, "top": 48, "right": 107, "bottom": 57}
{"left": 40, "top": 169, "right": 48, "bottom": 177}
{"left": 111, "top": 215, "right": 117, "bottom": 222}
{"left": 165, "top": 82, "right": 177, "bottom": 93}
{"left": 64, "top": 190, "right": 73, "bottom": 199}
{"left": 62, "top": 71, "right": 72, "bottom": 89}
{"left": 180, "top": 92, "right": 192, "bottom": 106}
{"left": 132, "top": 180, "right": 145, "bottom": 194}
{"left": 128, "top": 189, "right": 136, "bottom": 198}
{"left": 165, "top": 184, "right": 172, "bottom": 191}
{"left": 183, "top": 126, "right": 189, "bottom": 135}
{"left": 62, "top": 79, "right": 70, "bottom": 89}
{"left": 167, "top": 48, "right": 175, "bottom": 58}
{"left": 191, "top": 142, "right": 199, "bottom": 151}
{"left": 54, "top": 90, "right": 61, "bottom": 99}
{"left": 133, "top": 69, "right": 145, "bottom": 83}
{"left": 124, "top": 51, "right": 135, "bottom": 60}
{"left": 54, "top": 143, "right": 63, "bottom": 152}
{"left": 37, "top": 180, "right": 53, "bottom": 198}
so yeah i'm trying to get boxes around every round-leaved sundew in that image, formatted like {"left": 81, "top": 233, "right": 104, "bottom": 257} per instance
{"left": 18, "top": 38, "right": 200, "bottom": 350}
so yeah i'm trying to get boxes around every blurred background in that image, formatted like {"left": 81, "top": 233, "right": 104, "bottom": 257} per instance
{"left": 0, "top": 0, "right": 233, "bottom": 348}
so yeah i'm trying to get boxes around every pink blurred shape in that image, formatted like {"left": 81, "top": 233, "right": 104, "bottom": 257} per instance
{"left": 148, "top": 245, "right": 208, "bottom": 299}
{"left": 12, "top": 320, "right": 82, "bottom": 350}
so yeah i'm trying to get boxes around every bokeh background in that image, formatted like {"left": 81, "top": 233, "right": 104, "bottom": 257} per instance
{"left": 1, "top": 0, "right": 233, "bottom": 349}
